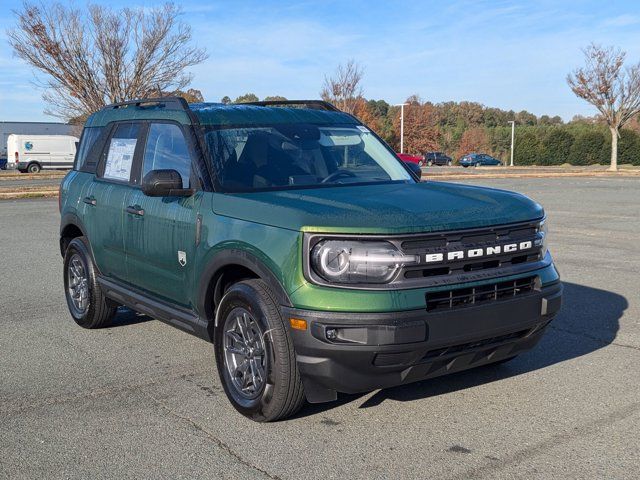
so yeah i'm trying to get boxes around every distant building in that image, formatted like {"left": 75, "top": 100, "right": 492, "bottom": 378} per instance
{"left": 1, "top": 121, "right": 76, "bottom": 162}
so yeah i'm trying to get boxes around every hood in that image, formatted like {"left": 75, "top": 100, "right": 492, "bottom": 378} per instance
{"left": 212, "top": 181, "right": 544, "bottom": 234}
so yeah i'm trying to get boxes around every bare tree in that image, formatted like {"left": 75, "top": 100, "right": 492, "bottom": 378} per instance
{"left": 8, "top": 2, "right": 207, "bottom": 120}
{"left": 320, "top": 60, "right": 364, "bottom": 114}
{"left": 567, "top": 44, "right": 640, "bottom": 171}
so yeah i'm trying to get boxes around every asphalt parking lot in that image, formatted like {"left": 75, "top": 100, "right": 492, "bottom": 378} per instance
{"left": 1, "top": 177, "right": 638, "bottom": 479}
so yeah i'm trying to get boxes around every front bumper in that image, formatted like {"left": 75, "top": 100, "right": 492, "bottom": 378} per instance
{"left": 284, "top": 281, "right": 562, "bottom": 403}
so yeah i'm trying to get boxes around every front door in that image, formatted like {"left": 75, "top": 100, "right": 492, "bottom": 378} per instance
{"left": 124, "top": 122, "right": 200, "bottom": 308}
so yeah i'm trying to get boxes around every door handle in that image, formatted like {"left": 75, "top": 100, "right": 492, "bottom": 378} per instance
{"left": 125, "top": 205, "right": 145, "bottom": 216}
{"left": 83, "top": 196, "right": 96, "bottom": 206}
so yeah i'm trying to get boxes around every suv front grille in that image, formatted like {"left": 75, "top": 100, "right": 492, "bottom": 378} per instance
{"left": 425, "top": 276, "right": 537, "bottom": 312}
{"left": 401, "top": 222, "right": 543, "bottom": 282}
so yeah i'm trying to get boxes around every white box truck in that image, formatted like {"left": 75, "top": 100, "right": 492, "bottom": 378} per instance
{"left": 6, "top": 134, "right": 79, "bottom": 173}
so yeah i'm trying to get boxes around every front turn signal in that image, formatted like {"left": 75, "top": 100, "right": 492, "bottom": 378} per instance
{"left": 289, "top": 318, "right": 307, "bottom": 331}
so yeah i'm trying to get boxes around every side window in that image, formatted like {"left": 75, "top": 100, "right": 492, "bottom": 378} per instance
{"left": 142, "top": 123, "right": 191, "bottom": 188}
{"left": 102, "top": 123, "right": 140, "bottom": 182}
{"left": 75, "top": 127, "right": 103, "bottom": 171}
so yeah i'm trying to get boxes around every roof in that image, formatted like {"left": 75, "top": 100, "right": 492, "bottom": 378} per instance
{"left": 84, "top": 99, "right": 358, "bottom": 128}
{"left": 190, "top": 103, "right": 357, "bottom": 127}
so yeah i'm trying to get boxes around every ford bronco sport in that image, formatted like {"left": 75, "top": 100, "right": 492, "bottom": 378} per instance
{"left": 59, "top": 97, "right": 562, "bottom": 422}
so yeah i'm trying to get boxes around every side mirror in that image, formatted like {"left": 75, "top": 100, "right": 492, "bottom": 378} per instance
{"left": 142, "top": 169, "right": 194, "bottom": 197}
{"left": 404, "top": 161, "right": 422, "bottom": 180}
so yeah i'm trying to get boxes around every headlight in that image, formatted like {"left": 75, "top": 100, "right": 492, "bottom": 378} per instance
{"left": 536, "top": 218, "right": 548, "bottom": 258}
{"left": 311, "top": 240, "right": 418, "bottom": 284}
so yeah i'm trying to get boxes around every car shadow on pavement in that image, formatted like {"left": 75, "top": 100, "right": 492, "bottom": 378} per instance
{"left": 108, "top": 307, "right": 153, "bottom": 327}
{"left": 295, "top": 281, "right": 627, "bottom": 417}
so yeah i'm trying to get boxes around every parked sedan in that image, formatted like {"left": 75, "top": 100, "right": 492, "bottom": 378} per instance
{"left": 424, "top": 151, "right": 453, "bottom": 166}
{"left": 459, "top": 153, "right": 502, "bottom": 167}
{"left": 396, "top": 152, "right": 424, "bottom": 167}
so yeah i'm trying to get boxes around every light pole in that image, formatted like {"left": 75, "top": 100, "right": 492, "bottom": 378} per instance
{"left": 508, "top": 120, "right": 515, "bottom": 167}
{"left": 395, "top": 103, "right": 409, "bottom": 153}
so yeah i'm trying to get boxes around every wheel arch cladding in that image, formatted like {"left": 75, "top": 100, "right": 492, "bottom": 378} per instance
{"left": 59, "top": 215, "right": 87, "bottom": 256}
{"left": 198, "top": 248, "right": 294, "bottom": 328}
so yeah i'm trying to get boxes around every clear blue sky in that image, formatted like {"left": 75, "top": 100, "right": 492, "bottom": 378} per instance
{"left": 2, "top": 0, "right": 640, "bottom": 122}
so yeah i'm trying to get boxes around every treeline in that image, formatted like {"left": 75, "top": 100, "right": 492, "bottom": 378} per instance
{"left": 224, "top": 93, "right": 640, "bottom": 166}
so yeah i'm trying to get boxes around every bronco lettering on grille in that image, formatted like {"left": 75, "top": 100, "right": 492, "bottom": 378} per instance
{"left": 424, "top": 241, "right": 533, "bottom": 264}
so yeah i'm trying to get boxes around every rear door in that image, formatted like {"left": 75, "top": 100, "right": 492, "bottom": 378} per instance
{"left": 41, "top": 138, "right": 58, "bottom": 169}
{"left": 63, "top": 138, "right": 77, "bottom": 169}
{"left": 124, "top": 121, "right": 201, "bottom": 308}
{"left": 81, "top": 122, "right": 144, "bottom": 281}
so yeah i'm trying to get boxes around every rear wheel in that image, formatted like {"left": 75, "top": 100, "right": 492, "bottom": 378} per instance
{"left": 215, "top": 279, "right": 305, "bottom": 422}
{"left": 63, "top": 237, "right": 116, "bottom": 328}
{"left": 27, "top": 162, "right": 41, "bottom": 173}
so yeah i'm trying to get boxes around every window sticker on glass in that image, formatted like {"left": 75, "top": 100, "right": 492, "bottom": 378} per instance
{"left": 357, "top": 125, "right": 370, "bottom": 133}
{"left": 104, "top": 138, "right": 137, "bottom": 181}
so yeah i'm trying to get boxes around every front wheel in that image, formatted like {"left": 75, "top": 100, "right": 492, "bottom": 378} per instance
{"left": 447, "top": 160, "right": 452, "bottom": 166}
{"left": 427, "top": 160, "right": 433, "bottom": 167}
{"left": 27, "top": 163, "right": 41, "bottom": 173}
{"left": 214, "top": 279, "right": 305, "bottom": 422}
{"left": 475, "top": 162, "right": 481, "bottom": 167}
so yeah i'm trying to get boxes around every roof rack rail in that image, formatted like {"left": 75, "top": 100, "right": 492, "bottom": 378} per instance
{"left": 240, "top": 100, "right": 340, "bottom": 112}
{"left": 104, "top": 96, "right": 190, "bottom": 111}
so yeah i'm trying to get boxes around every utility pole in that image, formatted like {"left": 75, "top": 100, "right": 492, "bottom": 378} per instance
{"left": 508, "top": 120, "right": 515, "bottom": 166}
{"left": 395, "top": 103, "right": 409, "bottom": 153}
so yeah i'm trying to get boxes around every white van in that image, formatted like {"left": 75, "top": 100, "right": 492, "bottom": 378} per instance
{"left": 6, "top": 134, "right": 79, "bottom": 173}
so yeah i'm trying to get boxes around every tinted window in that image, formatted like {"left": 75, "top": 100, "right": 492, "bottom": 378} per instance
{"left": 75, "top": 127, "right": 103, "bottom": 171}
{"left": 142, "top": 123, "right": 191, "bottom": 188}
{"left": 102, "top": 123, "right": 140, "bottom": 182}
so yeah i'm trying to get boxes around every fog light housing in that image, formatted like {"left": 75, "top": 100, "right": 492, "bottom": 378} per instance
{"left": 325, "top": 328, "right": 338, "bottom": 341}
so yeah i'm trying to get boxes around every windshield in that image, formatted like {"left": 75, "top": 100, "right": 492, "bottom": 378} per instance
{"left": 202, "top": 123, "right": 414, "bottom": 191}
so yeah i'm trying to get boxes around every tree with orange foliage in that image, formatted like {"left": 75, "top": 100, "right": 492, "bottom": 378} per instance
{"left": 457, "top": 127, "right": 489, "bottom": 159}
{"left": 392, "top": 97, "right": 439, "bottom": 154}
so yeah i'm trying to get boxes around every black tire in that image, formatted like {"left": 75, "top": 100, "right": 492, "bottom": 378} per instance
{"left": 214, "top": 279, "right": 305, "bottom": 422}
{"left": 63, "top": 237, "right": 116, "bottom": 329}
{"left": 462, "top": 165, "right": 469, "bottom": 168}
{"left": 27, "top": 162, "right": 41, "bottom": 173}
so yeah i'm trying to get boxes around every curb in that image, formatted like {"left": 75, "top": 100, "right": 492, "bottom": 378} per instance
{"left": 423, "top": 171, "right": 640, "bottom": 180}
{"left": 0, "top": 190, "right": 59, "bottom": 199}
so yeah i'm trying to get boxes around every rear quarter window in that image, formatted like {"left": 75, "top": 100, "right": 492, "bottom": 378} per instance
{"left": 75, "top": 127, "right": 104, "bottom": 172}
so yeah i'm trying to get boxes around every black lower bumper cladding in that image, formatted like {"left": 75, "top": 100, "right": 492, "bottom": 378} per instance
{"left": 283, "top": 282, "right": 563, "bottom": 403}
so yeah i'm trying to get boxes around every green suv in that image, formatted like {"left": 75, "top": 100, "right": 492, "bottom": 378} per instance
{"left": 59, "top": 98, "right": 562, "bottom": 421}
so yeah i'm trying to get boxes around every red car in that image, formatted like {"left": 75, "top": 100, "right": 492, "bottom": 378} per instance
{"left": 396, "top": 152, "right": 424, "bottom": 167}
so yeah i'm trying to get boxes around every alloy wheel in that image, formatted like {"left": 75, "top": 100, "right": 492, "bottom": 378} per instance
{"left": 223, "top": 308, "right": 268, "bottom": 400}
{"left": 67, "top": 253, "right": 89, "bottom": 315}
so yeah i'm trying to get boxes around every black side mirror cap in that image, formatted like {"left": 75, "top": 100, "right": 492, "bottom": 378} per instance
{"left": 404, "top": 161, "right": 422, "bottom": 180}
{"left": 142, "top": 169, "right": 194, "bottom": 197}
